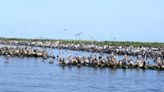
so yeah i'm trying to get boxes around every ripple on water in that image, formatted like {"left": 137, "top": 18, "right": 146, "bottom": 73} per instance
{"left": 0, "top": 49, "right": 164, "bottom": 92}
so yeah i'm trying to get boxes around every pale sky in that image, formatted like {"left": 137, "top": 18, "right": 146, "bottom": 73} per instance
{"left": 0, "top": 0, "right": 164, "bottom": 42}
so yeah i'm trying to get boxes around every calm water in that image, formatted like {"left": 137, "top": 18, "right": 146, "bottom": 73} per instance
{"left": 0, "top": 49, "right": 164, "bottom": 92}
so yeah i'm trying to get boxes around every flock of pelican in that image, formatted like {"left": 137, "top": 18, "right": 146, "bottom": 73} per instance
{"left": 0, "top": 40, "right": 163, "bottom": 59}
{"left": 0, "top": 46, "right": 53, "bottom": 58}
{"left": 57, "top": 52, "right": 164, "bottom": 70}
{"left": 0, "top": 39, "right": 163, "bottom": 70}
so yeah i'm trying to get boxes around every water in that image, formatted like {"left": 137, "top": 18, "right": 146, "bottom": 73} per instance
{"left": 0, "top": 49, "right": 164, "bottom": 92}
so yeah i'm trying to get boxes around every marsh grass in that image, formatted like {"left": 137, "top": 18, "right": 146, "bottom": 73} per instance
{"left": 0, "top": 37, "right": 163, "bottom": 48}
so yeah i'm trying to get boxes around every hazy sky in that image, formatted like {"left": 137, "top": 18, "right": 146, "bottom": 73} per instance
{"left": 0, "top": 0, "right": 164, "bottom": 42}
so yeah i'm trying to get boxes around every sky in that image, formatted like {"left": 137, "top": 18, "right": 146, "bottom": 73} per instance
{"left": 0, "top": 0, "right": 164, "bottom": 42}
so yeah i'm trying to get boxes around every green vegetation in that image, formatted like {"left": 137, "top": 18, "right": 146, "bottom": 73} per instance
{"left": 0, "top": 37, "right": 164, "bottom": 48}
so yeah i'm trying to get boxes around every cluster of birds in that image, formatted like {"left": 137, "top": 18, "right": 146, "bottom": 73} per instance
{"left": 57, "top": 53, "right": 164, "bottom": 70}
{"left": 0, "top": 46, "right": 52, "bottom": 58}
{"left": 0, "top": 40, "right": 163, "bottom": 59}
{"left": 0, "top": 39, "right": 164, "bottom": 70}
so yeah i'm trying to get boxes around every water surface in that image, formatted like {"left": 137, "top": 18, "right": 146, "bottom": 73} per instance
{"left": 0, "top": 49, "right": 164, "bottom": 92}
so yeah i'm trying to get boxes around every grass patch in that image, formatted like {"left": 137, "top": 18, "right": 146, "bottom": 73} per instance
{"left": 0, "top": 37, "right": 164, "bottom": 48}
